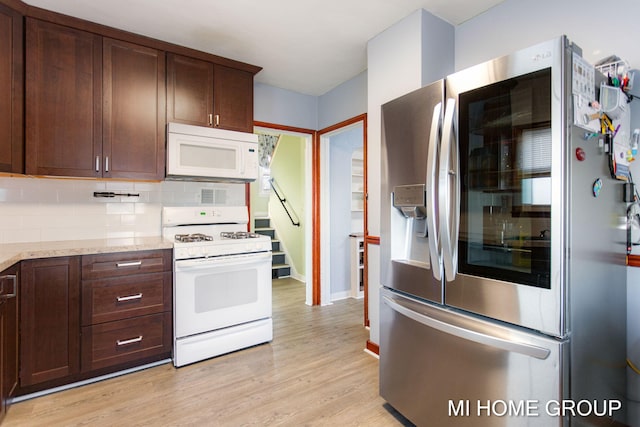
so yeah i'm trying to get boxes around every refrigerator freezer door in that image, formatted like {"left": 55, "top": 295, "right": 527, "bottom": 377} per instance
{"left": 381, "top": 80, "right": 445, "bottom": 304}
{"left": 380, "top": 288, "right": 566, "bottom": 427}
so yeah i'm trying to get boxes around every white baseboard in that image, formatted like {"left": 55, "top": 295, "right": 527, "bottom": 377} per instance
{"left": 331, "top": 290, "right": 352, "bottom": 301}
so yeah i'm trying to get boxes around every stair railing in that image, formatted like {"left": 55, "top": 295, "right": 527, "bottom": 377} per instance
{"left": 270, "top": 178, "right": 301, "bottom": 227}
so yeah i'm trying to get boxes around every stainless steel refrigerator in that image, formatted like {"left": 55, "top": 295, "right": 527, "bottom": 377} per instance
{"left": 380, "top": 36, "right": 627, "bottom": 426}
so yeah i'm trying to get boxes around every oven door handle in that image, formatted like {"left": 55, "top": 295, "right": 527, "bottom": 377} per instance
{"left": 175, "top": 252, "right": 272, "bottom": 270}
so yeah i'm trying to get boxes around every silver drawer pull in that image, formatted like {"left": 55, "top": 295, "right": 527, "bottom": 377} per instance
{"left": 116, "top": 261, "right": 142, "bottom": 268}
{"left": 117, "top": 336, "right": 143, "bottom": 346}
{"left": 116, "top": 293, "right": 143, "bottom": 302}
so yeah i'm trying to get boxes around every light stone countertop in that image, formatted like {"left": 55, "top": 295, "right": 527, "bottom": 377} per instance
{"left": 0, "top": 236, "right": 174, "bottom": 272}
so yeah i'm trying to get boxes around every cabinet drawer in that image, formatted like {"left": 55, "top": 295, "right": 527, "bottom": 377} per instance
{"left": 82, "top": 249, "right": 171, "bottom": 279}
{"left": 81, "top": 272, "right": 171, "bottom": 326}
{"left": 81, "top": 312, "right": 171, "bottom": 371}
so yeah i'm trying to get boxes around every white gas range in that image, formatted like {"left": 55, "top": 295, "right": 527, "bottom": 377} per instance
{"left": 162, "top": 206, "right": 273, "bottom": 367}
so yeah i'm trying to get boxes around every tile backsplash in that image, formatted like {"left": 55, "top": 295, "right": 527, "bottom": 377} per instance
{"left": 0, "top": 177, "right": 246, "bottom": 244}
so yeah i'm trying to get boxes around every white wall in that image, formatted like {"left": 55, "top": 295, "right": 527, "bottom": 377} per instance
{"left": 318, "top": 71, "right": 367, "bottom": 130}
{"left": 366, "top": 9, "right": 454, "bottom": 345}
{"left": 420, "top": 10, "right": 456, "bottom": 87}
{"left": 329, "top": 125, "right": 364, "bottom": 300}
{"left": 268, "top": 134, "right": 307, "bottom": 279}
{"left": 256, "top": 72, "right": 367, "bottom": 132}
{"left": 254, "top": 83, "right": 318, "bottom": 130}
{"left": 456, "top": 0, "right": 640, "bottom": 73}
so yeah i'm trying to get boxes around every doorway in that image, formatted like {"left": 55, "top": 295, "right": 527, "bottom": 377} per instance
{"left": 320, "top": 123, "right": 364, "bottom": 301}
{"left": 318, "top": 114, "right": 368, "bottom": 324}
{"left": 252, "top": 123, "right": 314, "bottom": 305}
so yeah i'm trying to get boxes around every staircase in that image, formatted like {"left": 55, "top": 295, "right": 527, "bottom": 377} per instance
{"left": 255, "top": 217, "right": 291, "bottom": 279}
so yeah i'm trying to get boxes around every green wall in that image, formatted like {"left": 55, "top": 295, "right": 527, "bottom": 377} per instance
{"left": 265, "top": 134, "right": 306, "bottom": 277}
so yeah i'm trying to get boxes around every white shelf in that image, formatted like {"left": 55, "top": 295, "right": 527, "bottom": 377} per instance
{"left": 350, "top": 235, "right": 364, "bottom": 298}
{"left": 351, "top": 149, "right": 364, "bottom": 212}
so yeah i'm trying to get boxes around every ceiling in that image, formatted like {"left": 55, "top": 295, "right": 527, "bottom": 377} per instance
{"left": 22, "top": 0, "right": 506, "bottom": 96}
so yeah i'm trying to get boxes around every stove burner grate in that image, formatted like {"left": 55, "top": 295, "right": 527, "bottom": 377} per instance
{"left": 220, "top": 231, "right": 263, "bottom": 239}
{"left": 175, "top": 233, "right": 214, "bottom": 243}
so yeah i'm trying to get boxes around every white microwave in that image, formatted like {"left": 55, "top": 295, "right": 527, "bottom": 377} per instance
{"left": 166, "top": 122, "right": 259, "bottom": 182}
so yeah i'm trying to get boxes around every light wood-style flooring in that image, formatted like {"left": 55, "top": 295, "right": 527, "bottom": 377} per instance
{"left": 4, "top": 278, "right": 413, "bottom": 426}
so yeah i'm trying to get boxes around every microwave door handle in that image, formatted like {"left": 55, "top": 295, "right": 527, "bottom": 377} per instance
{"left": 439, "top": 98, "right": 460, "bottom": 282}
{"left": 426, "top": 102, "right": 442, "bottom": 281}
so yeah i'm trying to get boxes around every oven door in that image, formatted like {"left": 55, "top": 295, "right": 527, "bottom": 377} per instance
{"left": 174, "top": 251, "right": 272, "bottom": 338}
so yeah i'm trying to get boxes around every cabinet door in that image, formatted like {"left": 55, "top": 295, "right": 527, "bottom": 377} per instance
{"left": 0, "top": 265, "right": 18, "bottom": 422}
{"left": 0, "top": 4, "right": 23, "bottom": 173}
{"left": 25, "top": 18, "right": 102, "bottom": 177}
{"left": 167, "top": 53, "right": 214, "bottom": 127}
{"left": 213, "top": 64, "right": 254, "bottom": 132}
{"left": 20, "top": 257, "right": 80, "bottom": 387}
{"left": 103, "top": 38, "right": 166, "bottom": 180}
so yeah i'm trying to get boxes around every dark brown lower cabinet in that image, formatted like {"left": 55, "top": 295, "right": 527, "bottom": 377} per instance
{"left": 19, "top": 257, "right": 80, "bottom": 387}
{"left": 80, "top": 251, "right": 172, "bottom": 372}
{"left": 81, "top": 312, "right": 171, "bottom": 372}
{"left": 17, "top": 251, "right": 172, "bottom": 396}
{"left": 0, "top": 265, "right": 18, "bottom": 422}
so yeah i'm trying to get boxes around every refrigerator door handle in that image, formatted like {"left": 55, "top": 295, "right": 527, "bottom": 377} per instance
{"left": 382, "top": 295, "right": 551, "bottom": 360}
{"left": 426, "top": 102, "right": 442, "bottom": 280}
{"left": 439, "top": 98, "right": 460, "bottom": 282}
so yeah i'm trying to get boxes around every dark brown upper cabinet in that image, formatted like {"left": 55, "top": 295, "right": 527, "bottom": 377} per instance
{"left": 25, "top": 20, "right": 166, "bottom": 180}
{"left": 0, "top": 3, "right": 23, "bottom": 173}
{"left": 25, "top": 18, "right": 102, "bottom": 178}
{"left": 22, "top": 4, "right": 259, "bottom": 180}
{"left": 213, "top": 64, "right": 254, "bottom": 132}
{"left": 167, "top": 54, "right": 254, "bottom": 133}
{"left": 103, "top": 38, "right": 166, "bottom": 180}
{"left": 166, "top": 53, "right": 213, "bottom": 127}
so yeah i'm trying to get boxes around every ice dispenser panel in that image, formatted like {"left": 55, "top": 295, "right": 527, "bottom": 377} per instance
{"left": 391, "top": 184, "right": 430, "bottom": 268}
{"left": 393, "top": 184, "right": 426, "bottom": 219}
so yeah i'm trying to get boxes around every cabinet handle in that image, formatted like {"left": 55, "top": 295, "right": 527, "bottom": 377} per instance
{"left": 116, "top": 336, "right": 143, "bottom": 346}
{"left": 116, "top": 293, "right": 143, "bottom": 302}
{"left": 0, "top": 275, "right": 16, "bottom": 299}
{"left": 208, "top": 113, "right": 213, "bottom": 127}
{"left": 214, "top": 114, "right": 220, "bottom": 127}
{"left": 105, "top": 156, "right": 109, "bottom": 173}
{"left": 96, "top": 156, "right": 100, "bottom": 173}
{"left": 116, "top": 261, "right": 143, "bottom": 268}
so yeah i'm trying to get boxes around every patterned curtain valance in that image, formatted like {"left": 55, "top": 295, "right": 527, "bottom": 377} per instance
{"left": 257, "top": 133, "right": 280, "bottom": 168}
